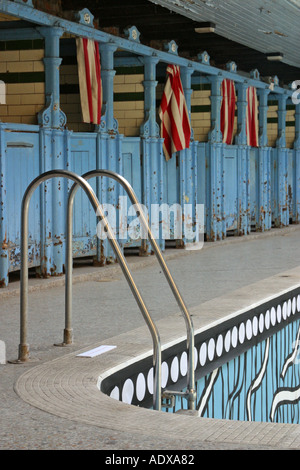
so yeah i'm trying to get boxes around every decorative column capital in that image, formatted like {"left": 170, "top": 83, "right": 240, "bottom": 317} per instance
{"left": 99, "top": 42, "right": 118, "bottom": 57}
{"left": 141, "top": 54, "right": 160, "bottom": 69}
{"left": 37, "top": 25, "right": 64, "bottom": 37}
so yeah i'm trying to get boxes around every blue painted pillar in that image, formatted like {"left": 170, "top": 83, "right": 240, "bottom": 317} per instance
{"left": 38, "top": 128, "right": 52, "bottom": 277}
{"left": 258, "top": 88, "right": 269, "bottom": 148}
{"left": 0, "top": 124, "right": 8, "bottom": 286}
{"left": 180, "top": 65, "right": 198, "bottom": 245}
{"left": 235, "top": 82, "right": 248, "bottom": 146}
{"left": 206, "top": 74, "right": 225, "bottom": 241}
{"left": 140, "top": 55, "right": 164, "bottom": 253}
{"left": 141, "top": 55, "right": 160, "bottom": 137}
{"left": 38, "top": 27, "right": 67, "bottom": 277}
{"left": 256, "top": 87, "right": 272, "bottom": 231}
{"left": 96, "top": 42, "right": 122, "bottom": 265}
{"left": 99, "top": 42, "right": 118, "bottom": 133}
{"left": 235, "top": 81, "right": 250, "bottom": 235}
{"left": 274, "top": 93, "right": 289, "bottom": 227}
{"left": 277, "top": 93, "right": 288, "bottom": 148}
{"left": 294, "top": 103, "right": 300, "bottom": 223}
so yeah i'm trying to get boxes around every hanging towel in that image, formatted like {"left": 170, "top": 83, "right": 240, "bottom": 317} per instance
{"left": 76, "top": 37, "right": 102, "bottom": 125}
{"left": 246, "top": 86, "right": 259, "bottom": 147}
{"left": 159, "top": 64, "right": 191, "bottom": 161}
{"left": 220, "top": 79, "right": 236, "bottom": 144}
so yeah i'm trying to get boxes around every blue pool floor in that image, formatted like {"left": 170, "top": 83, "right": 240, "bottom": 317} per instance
{"left": 0, "top": 225, "right": 300, "bottom": 449}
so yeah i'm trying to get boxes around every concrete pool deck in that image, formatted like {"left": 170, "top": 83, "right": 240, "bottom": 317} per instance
{"left": 1, "top": 225, "right": 300, "bottom": 450}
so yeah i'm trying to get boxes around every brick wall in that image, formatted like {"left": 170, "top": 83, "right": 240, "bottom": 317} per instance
{"left": 0, "top": 40, "right": 45, "bottom": 124}
{"left": 285, "top": 106, "right": 295, "bottom": 149}
{"left": 60, "top": 61, "right": 93, "bottom": 132}
{"left": 267, "top": 101, "right": 295, "bottom": 148}
{"left": 114, "top": 67, "right": 144, "bottom": 137}
{"left": 191, "top": 85, "right": 212, "bottom": 142}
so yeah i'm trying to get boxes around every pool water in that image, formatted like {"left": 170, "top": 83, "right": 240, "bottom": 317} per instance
{"left": 172, "top": 316, "right": 300, "bottom": 423}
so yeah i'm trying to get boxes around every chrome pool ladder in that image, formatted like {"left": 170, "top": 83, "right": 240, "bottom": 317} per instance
{"left": 17, "top": 169, "right": 196, "bottom": 412}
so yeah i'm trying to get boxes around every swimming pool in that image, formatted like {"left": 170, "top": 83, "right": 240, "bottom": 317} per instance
{"left": 100, "top": 285, "right": 300, "bottom": 424}
{"left": 13, "top": 266, "right": 300, "bottom": 448}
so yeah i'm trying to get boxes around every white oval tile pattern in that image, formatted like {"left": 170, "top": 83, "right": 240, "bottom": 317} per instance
{"left": 111, "top": 293, "right": 300, "bottom": 407}
{"left": 136, "top": 372, "right": 146, "bottom": 402}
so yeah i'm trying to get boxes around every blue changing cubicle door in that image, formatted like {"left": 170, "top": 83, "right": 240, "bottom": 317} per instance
{"left": 6, "top": 130, "right": 41, "bottom": 273}
{"left": 249, "top": 147, "right": 272, "bottom": 232}
{"left": 249, "top": 148, "right": 257, "bottom": 228}
{"left": 121, "top": 137, "right": 143, "bottom": 248}
{"left": 271, "top": 149, "right": 277, "bottom": 227}
{"left": 196, "top": 143, "right": 206, "bottom": 236}
{"left": 287, "top": 149, "right": 295, "bottom": 223}
{"left": 69, "top": 133, "right": 98, "bottom": 258}
{"left": 163, "top": 153, "right": 180, "bottom": 242}
{"left": 223, "top": 147, "right": 238, "bottom": 232}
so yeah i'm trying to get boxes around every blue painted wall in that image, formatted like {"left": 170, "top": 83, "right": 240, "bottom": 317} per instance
{"left": 0, "top": 1, "right": 299, "bottom": 286}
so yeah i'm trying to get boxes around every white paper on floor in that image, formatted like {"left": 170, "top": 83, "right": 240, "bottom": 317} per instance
{"left": 76, "top": 345, "right": 116, "bottom": 358}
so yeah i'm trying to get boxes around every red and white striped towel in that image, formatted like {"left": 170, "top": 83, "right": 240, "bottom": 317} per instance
{"left": 76, "top": 37, "right": 102, "bottom": 125}
{"left": 220, "top": 79, "right": 236, "bottom": 145}
{"left": 159, "top": 64, "right": 191, "bottom": 161}
{"left": 246, "top": 86, "right": 259, "bottom": 147}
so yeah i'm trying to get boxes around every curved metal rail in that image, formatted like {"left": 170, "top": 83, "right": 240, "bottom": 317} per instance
{"left": 65, "top": 170, "right": 196, "bottom": 410}
{"left": 17, "top": 170, "right": 162, "bottom": 411}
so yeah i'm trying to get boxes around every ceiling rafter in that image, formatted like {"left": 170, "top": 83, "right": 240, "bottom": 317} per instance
{"left": 58, "top": 0, "right": 300, "bottom": 85}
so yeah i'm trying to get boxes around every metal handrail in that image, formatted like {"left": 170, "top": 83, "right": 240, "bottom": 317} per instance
{"left": 17, "top": 170, "right": 162, "bottom": 411}
{"left": 65, "top": 170, "right": 196, "bottom": 410}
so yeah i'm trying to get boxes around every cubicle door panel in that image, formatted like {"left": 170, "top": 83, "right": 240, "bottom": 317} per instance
{"left": 287, "top": 149, "right": 295, "bottom": 222}
{"left": 121, "top": 137, "right": 142, "bottom": 247}
{"left": 163, "top": 153, "right": 180, "bottom": 240}
{"left": 69, "top": 134, "right": 98, "bottom": 258}
{"left": 223, "top": 147, "right": 238, "bottom": 232}
{"left": 249, "top": 148, "right": 257, "bottom": 226}
{"left": 6, "top": 131, "right": 41, "bottom": 271}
